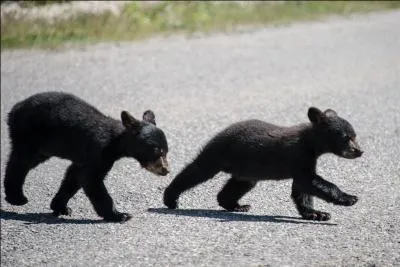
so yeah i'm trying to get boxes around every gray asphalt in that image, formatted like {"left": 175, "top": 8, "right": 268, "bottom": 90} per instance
{"left": 1, "top": 10, "right": 400, "bottom": 267}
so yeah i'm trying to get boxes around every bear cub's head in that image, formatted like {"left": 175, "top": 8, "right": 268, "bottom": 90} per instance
{"left": 120, "top": 110, "right": 169, "bottom": 176}
{"left": 308, "top": 107, "right": 363, "bottom": 159}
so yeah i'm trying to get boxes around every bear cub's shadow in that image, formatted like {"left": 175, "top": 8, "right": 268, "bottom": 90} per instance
{"left": 1, "top": 208, "right": 338, "bottom": 226}
{"left": 0, "top": 209, "right": 110, "bottom": 225}
{"left": 148, "top": 208, "right": 337, "bottom": 225}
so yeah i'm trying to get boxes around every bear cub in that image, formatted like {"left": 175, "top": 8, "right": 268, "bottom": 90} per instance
{"left": 164, "top": 107, "right": 363, "bottom": 221}
{"left": 4, "top": 91, "right": 170, "bottom": 222}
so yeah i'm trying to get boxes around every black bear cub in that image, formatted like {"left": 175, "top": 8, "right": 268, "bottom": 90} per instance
{"left": 164, "top": 107, "right": 363, "bottom": 221}
{"left": 4, "top": 91, "right": 169, "bottom": 222}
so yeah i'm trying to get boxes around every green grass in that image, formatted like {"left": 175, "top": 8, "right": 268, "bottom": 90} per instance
{"left": 1, "top": 1, "right": 71, "bottom": 7}
{"left": 2, "top": 1, "right": 400, "bottom": 50}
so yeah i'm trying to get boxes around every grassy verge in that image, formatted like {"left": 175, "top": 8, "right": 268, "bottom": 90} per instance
{"left": 2, "top": 1, "right": 400, "bottom": 50}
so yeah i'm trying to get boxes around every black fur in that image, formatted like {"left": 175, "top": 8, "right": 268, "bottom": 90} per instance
{"left": 164, "top": 107, "right": 363, "bottom": 221}
{"left": 4, "top": 91, "right": 170, "bottom": 222}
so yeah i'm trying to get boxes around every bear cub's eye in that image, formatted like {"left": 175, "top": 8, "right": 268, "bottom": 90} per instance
{"left": 343, "top": 135, "right": 351, "bottom": 142}
{"left": 154, "top": 147, "right": 161, "bottom": 156}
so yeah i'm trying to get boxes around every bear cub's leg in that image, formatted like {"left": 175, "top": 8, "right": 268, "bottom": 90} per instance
{"left": 306, "top": 175, "right": 358, "bottom": 206}
{"left": 291, "top": 176, "right": 358, "bottom": 221}
{"left": 50, "top": 163, "right": 82, "bottom": 217}
{"left": 217, "top": 177, "right": 257, "bottom": 212}
{"left": 80, "top": 169, "right": 132, "bottom": 222}
{"left": 4, "top": 148, "right": 49, "bottom": 206}
{"left": 291, "top": 185, "right": 331, "bottom": 221}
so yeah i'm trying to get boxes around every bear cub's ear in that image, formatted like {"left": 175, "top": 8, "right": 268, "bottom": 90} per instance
{"left": 308, "top": 107, "right": 325, "bottom": 125}
{"left": 143, "top": 110, "right": 156, "bottom": 126}
{"left": 308, "top": 107, "right": 338, "bottom": 125}
{"left": 324, "top": 109, "right": 337, "bottom": 118}
{"left": 121, "top": 111, "right": 142, "bottom": 132}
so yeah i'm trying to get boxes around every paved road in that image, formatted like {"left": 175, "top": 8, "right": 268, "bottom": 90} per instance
{"left": 1, "top": 10, "right": 400, "bottom": 267}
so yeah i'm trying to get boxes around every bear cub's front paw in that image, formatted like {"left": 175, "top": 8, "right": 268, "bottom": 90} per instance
{"left": 163, "top": 188, "right": 178, "bottom": 209}
{"left": 104, "top": 212, "right": 132, "bottom": 222}
{"left": 230, "top": 204, "right": 252, "bottom": 212}
{"left": 301, "top": 211, "right": 331, "bottom": 221}
{"left": 340, "top": 194, "right": 358, "bottom": 206}
{"left": 52, "top": 207, "right": 72, "bottom": 217}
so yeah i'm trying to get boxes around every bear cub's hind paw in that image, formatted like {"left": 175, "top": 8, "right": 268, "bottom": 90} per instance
{"left": 6, "top": 194, "right": 28, "bottom": 206}
{"left": 164, "top": 198, "right": 178, "bottom": 210}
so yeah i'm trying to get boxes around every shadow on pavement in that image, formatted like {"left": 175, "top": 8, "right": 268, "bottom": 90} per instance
{"left": 0, "top": 209, "right": 109, "bottom": 225}
{"left": 148, "top": 208, "right": 337, "bottom": 226}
